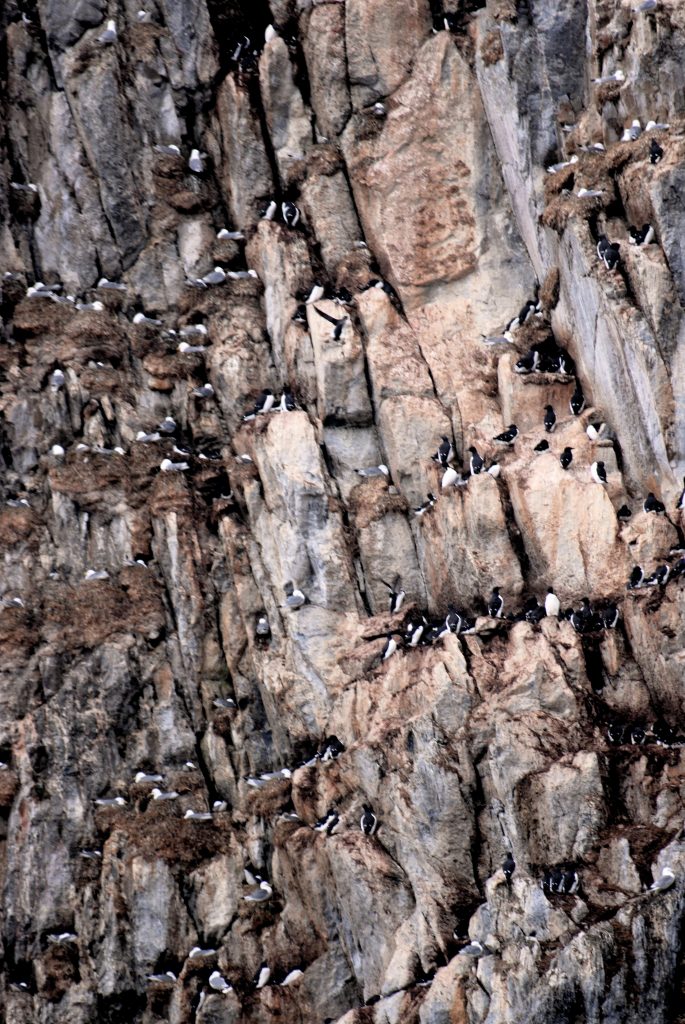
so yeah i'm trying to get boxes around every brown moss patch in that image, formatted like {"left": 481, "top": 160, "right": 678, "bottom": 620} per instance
{"left": 12, "top": 298, "right": 77, "bottom": 337}
{"left": 0, "top": 507, "right": 38, "bottom": 552}
{"left": 539, "top": 267, "right": 560, "bottom": 312}
{"left": 0, "top": 606, "right": 35, "bottom": 662}
{"left": 347, "top": 479, "right": 409, "bottom": 529}
{"left": 306, "top": 144, "right": 343, "bottom": 178}
{"left": 480, "top": 29, "right": 504, "bottom": 65}
{"left": 122, "top": 804, "right": 233, "bottom": 868}
{"left": 246, "top": 778, "right": 293, "bottom": 818}
{"left": 42, "top": 575, "right": 165, "bottom": 651}
{"left": 148, "top": 472, "right": 194, "bottom": 517}
{"left": 0, "top": 770, "right": 19, "bottom": 808}
{"left": 59, "top": 313, "right": 127, "bottom": 363}
{"left": 39, "top": 944, "right": 80, "bottom": 1003}
{"left": 492, "top": 0, "right": 517, "bottom": 20}
{"left": 595, "top": 82, "right": 622, "bottom": 108}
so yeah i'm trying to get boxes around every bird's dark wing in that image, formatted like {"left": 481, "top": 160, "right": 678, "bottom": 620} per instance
{"left": 314, "top": 306, "right": 339, "bottom": 325}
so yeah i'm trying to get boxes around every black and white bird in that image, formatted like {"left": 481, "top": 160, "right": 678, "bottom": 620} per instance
{"left": 627, "top": 566, "right": 644, "bottom": 589}
{"left": 441, "top": 465, "right": 459, "bottom": 489}
{"left": 590, "top": 461, "right": 607, "bottom": 485}
{"left": 381, "top": 576, "right": 405, "bottom": 614}
{"left": 645, "top": 564, "right": 670, "bottom": 586}
{"left": 544, "top": 405, "right": 556, "bottom": 432}
{"left": 515, "top": 350, "right": 540, "bottom": 374}
{"left": 432, "top": 436, "right": 454, "bottom": 467}
{"left": 502, "top": 853, "right": 516, "bottom": 886}
{"left": 357, "top": 464, "right": 389, "bottom": 478}
{"left": 487, "top": 587, "right": 504, "bottom": 618}
{"left": 262, "top": 200, "right": 277, "bottom": 221}
{"left": 208, "top": 971, "right": 233, "bottom": 993}
{"left": 570, "top": 382, "right": 585, "bottom": 415}
{"left": 413, "top": 493, "right": 437, "bottom": 516}
{"left": 560, "top": 447, "right": 573, "bottom": 470}
{"left": 617, "top": 504, "right": 632, "bottom": 521}
{"left": 314, "top": 808, "right": 341, "bottom": 835}
{"left": 650, "top": 139, "right": 664, "bottom": 164}
{"left": 643, "top": 491, "right": 665, "bottom": 514}
{"left": 534, "top": 439, "right": 550, "bottom": 453}
{"left": 629, "top": 224, "right": 655, "bottom": 246}
{"left": 586, "top": 422, "right": 606, "bottom": 441}
{"left": 320, "top": 736, "right": 345, "bottom": 761}
{"left": 445, "top": 606, "right": 462, "bottom": 633}
{"left": 649, "top": 867, "right": 675, "bottom": 893}
{"left": 243, "top": 389, "right": 275, "bottom": 420}
{"left": 188, "top": 148, "right": 205, "bottom": 173}
{"left": 545, "top": 588, "right": 560, "bottom": 617}
{"left": 493, "top": 424, "right": 518, "bottom": 446}
{"left": 254, "top": 962, "right": 272, "bottom": 989}
{"left": 278, "top": 388, "right": 296, "bottom": 412}
{"left": 381, "top": 633, "right": 399, "bottom": 660}
{"left": 279, "top": 968, "right": 304, "bottom": 986}
{"left": 360, "top": 805, "right": 379, "bottom": 835}
{"left": 405, "top": 618, "right": 426, "bottom": 647}
{"left": 284, "top": 581, "right": 307, "bottom": 609}
{"left": 314, "top": 306, "right": 349, "bottom": 341}
{"left": 255, "top": 614, "right": 271, "bottom": 644}
{"left": 603, "top": 603, "right": 619, "bottom": 628}
{"left": 468, "top": 447, "right": 484, "bottom": 475}
{"left": 603, "top": 244, "right": 621, "bottom": 271}
{"left": 281, "top": 202, "right": 300, "bottom": 228}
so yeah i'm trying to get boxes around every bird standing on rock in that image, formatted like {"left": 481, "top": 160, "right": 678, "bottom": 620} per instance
{"left": 503, "top": 853, "right": 516, "bottom": 886}
{"left": 468, "top": 447, "right": 484, "bottom": 475}
{"left": 360, "top": 805, "right": 379, "bottom": 835}
{"left": 643, "top": 492, "right": 665, "bottom": 514}
{"left": 381, "top": 576, "right": 405, "bottom": 614}
{"left": 493, "top": 424, "right": 519, "bottom": 445}
{"left": 544, "top": 405, "right": 556, "bottom": 432}
{"left": 314, "top": 306, "right": 348, "bottom": 341}
{"left": 487, "top": 587, "right": 504, "bottom": 618}
{"left": 570, "top": 382, "right": 585, "bottom": 415}
{"left": 284, "top": 581, "right": 307, "bottom": 609}
{"left": 544, "top": 588, "right": 560, "bottom": 617}
{"left": 560, "top": 447, "right": 573, "bottom": 470}
{"left": 590, "top": 461, "right": 607, "bottom": 485}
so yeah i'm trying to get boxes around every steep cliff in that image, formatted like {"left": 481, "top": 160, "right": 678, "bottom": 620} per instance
{"left": 1, "top": 1, "right": 684, "bottom": 1023}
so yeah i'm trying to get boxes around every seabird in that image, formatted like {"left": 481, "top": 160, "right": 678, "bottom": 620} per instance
{"left": 147, "top": 972, "right": 176, "bottom": 983}
{"left": 84, "top": 569, "right": 109, "bottom": 580}
{"left": 80, "top": 849, "right": 102, "bottom": 859}
{"left": 314, "top": 809, "right": 341, "bottom": 835}
{"left": 645, "top": 565, "right": 670, "bottom": 586}
{"left": 617, "top": 504, "right": 632, "bottom": 521}
{"left": 562, "top": 868, "right": 580, "bottom": 894}
{"left": 633, "top": 0, "right": 657, "bottom": 11}
{"left": 630, "top": 725, "right": 646, "bottom": 745}
{"left": 255, "top": 615, "right": 271, "bottom": 643}
{"left": 243, "top": 388, "right": 275, "bottom": 420}
{"left": 381, "top": 633, "right": 399, "bottom": 660}
{"left": 135, "top": 771, "right": 163, "bottom": 783}
{"left": 192, "top": 384, "right": 214, "bottom": 398}
{"left": 262, "top": 200, "right": 277, "bottom": 221}
{"left": 534, "top": 439, "right": 550, "bottom": 453}
{"left": 487, "top": 462, "right": 500, "bottom": 478}
{"left": 280, "top": 968, "right": 304, "bottom": 986}
{"left": 493, "top": 425, "right": 518, "bottom": 445}
{"left": 76, "top": 301, "right": 104, "bottom": 312}
{"left": 458, "top": 940, "right": 488, "bottom": 957}
{"left": 627, "top": 566, "right": 644, "bottom": 589}
{"left": 543, "top": 405, "right": 556, "bottom": 432}
{"left": 381, "top": 576, "right": 405, "bottom": 614}
{"left": 188, "top": 149, "right": 205, "bottom": 173}
{"left": 591, "top": 69, "right": 625, "bottom": 84}
{"left": 97, "top": 277, "right": 125, "bottom": 290}
{"left": 503, "top": 853, "right": 516, "bottom": 885}
{"left": 487, "top": 587, "right": 504, "bottom": 618}
{"left": 284, "top": 581, "right": 307, "bottom": 609}
{"left": 158, "top": 417, "right": 176, "bottom": 434}
{"left": 360, "top": 805, "right": 379, "bottom": 835}
{"left": 180, "top": 323, "right": 208, "bottom": 337}
{"left": 217, "top": 229, "right": 245, "bottom": 240}
{"left": 98, "top": 19, "right": 117, "bottom": 43}
{"left": 160, "top": 458, "right": 189, "bottom": 472}
{"left": 413, "top": 493, "right": 437, "bottom": 516}
{"left": 560, "top": 447, "right": 573, "bottom": 470}
{"left": 213, "top": 697, "right": 236, "bottom": 709}
{"left": 208, "top": 971, "right": 232, "bottom": 993}
{"left": 320, "top": 736, "right": 345, "bottom": 761}
{"left": 515, "top": 350, "right": 540, "bottom": 374}
{"left": 481, "top": 332, "right": 514, "bottom": 345}
{"left": 202, "top": 266, "right": 227, "bottom": 286}
{"left": 314, "top": 306, "right": 348, "bottom": 340}
{"left": 281, "top": 202, "right": 300, "bottom": 228}
{"left": 603, "top": 244, "right": 621, "bottom": 271}
{"left": 278, "top": 388, "right": 296, "bottom": 411}
{"left": 650, "top": 139, "right": 664, "bottom": 164}
{"left": 649, "top": 866, "right": 675, "bottom": 892}
{"left": 432, "top": 435, "right": 454, "bottom": 467}
{"left": 254, "top": 962, "right": 272, "bottom": 989}
{"left": 468, "top": 447, "right": 484, "bottom": 475}
{"left": 603, "top": 603, "right": 619, "bottom": 628}
{"left": 441, "top": 465, "right": 459, "bottom": 489}
{"left": 95, "top": 796, "right": 126, "bottom": 807}
{"left": 305, "top": 283, "right": 325, "bottom": 304}
{"left": 151, "top": 788, "right": 178, "bottom": 800}
{"left": 154, "top": 144, "right": 181, "bottom": 156}
{"left": 546, "top": 154, "right": 579, "bottom": 175}
{"left": 629, "top": 224, "right": 655, "bottom": 246}
{"left": 545, "top": 588, "right": 560, "bottom": 617}
{"left": 178, "top": 341, "right": 206, "bottom": 354}
{"left": 356, "top": 464, "right": 389, "bottom": 478}
{"left": 590, "top": 461, "right": 607, "bottom": 484}
{"left": 643, "top": 491, "right": 665, "bottom": 514}
{"left": 576, "top": 188, "right": 604, "bottom": 198}
{"left": 184, "top": 809, "right": 213, "bottom": 821}
{"left": 133, "top": 312, "right": 162, "bottom": 326}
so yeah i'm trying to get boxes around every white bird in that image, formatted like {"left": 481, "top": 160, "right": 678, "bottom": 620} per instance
{"left": 209, "top": 970, "right": 233, "bottom": 993}
{"left": 356, "top": 464, "right": 389, "bottom": 478}
{"left": 217, "top": 229, "right": 245, "bottom": 240}
{"left": 178, "top": 341, "right": 207, "bottom": 354}
{"left": 649, "top": 866, "right": 675, "bottom": 892}
{"left": 136, "top": 431, "right": 161, "bottom": 443}
{"left": 577, "top": 188, "right": 604, "bottom": 198}
{"left": 184, "top": 809, "right": 213, "bottom": 821}
{"left": 546, "top": 154, "right": 578, "bottom": 174}
{"left": 372, "top": 102, "right": 386, "bottom": 116}
{"left": 133, "top": 312, "right": 161, "bottom": 326}
{"left": 213, "top": 800, "right": 228, "bottom": 812}
{"left": 95, "top": 796, "right": 126, "bottom": 807}
{"left": 76, "top": 301, "right": 104, "bottom": 312}
{"left": 188, "top": 149, "right": 205, "bottom": 173}
{"left": 180, "top": 323, "right": 208, "bottom": 337}
{"left": 135, "top": 772, "right": 163, "bottom": 783}
{"left": 441, "top": 466, "right": 458, "bottom": 489}
{"left": 158, "top": 417, "right": 176, "bottom": 434}
{"left": 137, "top": 10, "right": 151, "bottom": 22}
{"left": 254, "top": 963, "right": 271, "bottom": 989}
{"left": 591, "top": 69, "right": 624, "bottom": 84}
{"left": 280, "top": 968, "right": 304, "bottom": 986}
{"left": 49, "top": 368, "right": 65, "bottom": 391}
{"left": 151, "top": 788, "right": 179, "bottom": 800}
{"left": 645, "top": 120, "right": 670, "bottom": 131}
{"left": 189, "top": 947, "right": 217, "bottom": 958}
{"left": 633, "top": 0, "right": 657, "bottom": 11}
{"left": 98, "top": 19, "right": 117, "bottom": 44}
{"left": 243, "top": 880, "right": 273, "bottom": 902}
{"left": 192, "top": 384, "right": 214, "bottom": 399}
{"left": 262, "top": 200, "right": 277, "bottom": 220}
{"left": 97, "top": 278, "right": 125, "bottom": 290}
{"left": 160, "top": 458, "right": 189, "bottom": 472}
{"left": 305, "top": 283, "right": 325, "bottom": 304}
{"left": 544, "top": 588, "right": 560, "bottom": 617}
{"left": 226, "top": 269, "right": 259, "bottom": 279}
{"left": 47, "top": 933, "right": 77, "bottom": 943}
{"left": 264, "top": 24, "right": 277, "bottom": 42}
{"left": 147, "top": 972, "right": 176, "bottom": 983}
{"left": 154, "top": 144, "right": 181, "bottom": 156}
{"left": 84, "top": 569, "right": 109, "bottom": 580}
{"left": 202, "top": 266, "right": 226, "bottom": 286}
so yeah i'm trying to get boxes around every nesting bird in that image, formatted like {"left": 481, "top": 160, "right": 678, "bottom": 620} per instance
{"left": 560, "top": 447, "right": 573, "bottom": 470}
{"left": 284, "top": 582, "right": 307, "bottom": 609}
{"left": 493, "top": 425, "right": 519, "bottom": 445}
{"left": 360, "top": 805, "right": 379, "bottom": 835}
{"left": 590, "top": 461, "right": 607, "bottom": 485}
{"left": 487, "top": 587, "right": 504, "bottom": 618}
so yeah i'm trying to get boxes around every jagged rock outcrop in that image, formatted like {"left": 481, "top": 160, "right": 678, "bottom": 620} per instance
{"left": 0, "top": 2, "right": 684, "bottom": 1024}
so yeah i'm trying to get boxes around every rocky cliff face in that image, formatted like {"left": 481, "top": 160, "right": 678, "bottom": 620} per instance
{"left": 1, "top": 1, "right": 684, "bottom": 1022}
